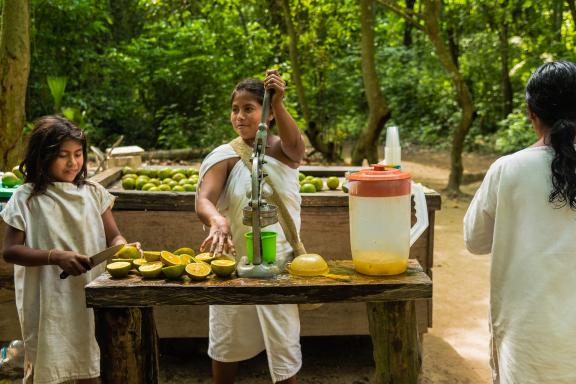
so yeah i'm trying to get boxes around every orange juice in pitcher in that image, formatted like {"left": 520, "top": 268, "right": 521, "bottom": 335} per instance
{"left": 347, "top": 165, "right": 428, "bottom": 276}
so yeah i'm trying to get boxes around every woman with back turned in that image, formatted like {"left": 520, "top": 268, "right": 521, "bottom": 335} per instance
{"left": 464, "top": 61, "right": 576, "bottom": 383}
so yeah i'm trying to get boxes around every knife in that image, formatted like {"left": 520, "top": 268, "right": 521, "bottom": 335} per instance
{"left": 59, "top": 243, "right": 126, "bottom": 279}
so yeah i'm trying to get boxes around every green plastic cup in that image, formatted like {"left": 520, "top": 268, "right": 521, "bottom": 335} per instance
{"left": 245, "top": 231, "right": 277, "bottom": 264}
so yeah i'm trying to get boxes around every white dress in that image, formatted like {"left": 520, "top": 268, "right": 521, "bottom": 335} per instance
{"left": 198, "top": 144, "right": 302, "bottom": 383}
{"left": 464, "top": 146, "right": 576, "bottom": 384}
{"left": 0, "top": 182, "right": 114, "bottom": 384}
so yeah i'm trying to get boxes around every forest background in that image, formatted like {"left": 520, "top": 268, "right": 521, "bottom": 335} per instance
{"left": 1, "top": 0, "right": 576, "bottom": 193}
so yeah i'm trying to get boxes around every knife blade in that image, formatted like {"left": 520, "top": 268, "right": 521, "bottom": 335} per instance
{"left": 60, "top": 243, "right": 126, "bottom": 279}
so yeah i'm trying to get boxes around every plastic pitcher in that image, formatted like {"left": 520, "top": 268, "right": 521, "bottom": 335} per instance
{"left": 347, "top": 165, "right": 428, "bottom": 275}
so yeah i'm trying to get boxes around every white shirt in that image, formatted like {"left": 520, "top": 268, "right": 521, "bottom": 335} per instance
{"left": 0, "top": 182, "right": 114, "bottom": 383}
{"left": 464, "top": 146, "right": 576, "bottom": 384}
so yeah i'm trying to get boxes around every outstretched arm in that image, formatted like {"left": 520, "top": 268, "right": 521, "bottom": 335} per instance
{"left": 196, "top": 160, "right": 237, "bottom": 256}
{"left": 265, "top": 69, "right": 305, "bottom": 165}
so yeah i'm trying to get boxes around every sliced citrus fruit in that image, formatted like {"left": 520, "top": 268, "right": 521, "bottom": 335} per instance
{"left": 185, "top": 262, "right": 211, "bottom": 281}
{"left": 139, "top": 263, "right": 162, "bottom": 278}
{"left": 179, "top": 254, "right": 193, "bottom": 265}
{"left": 162, "top": 264, "right": 185, "bottom": 279}
{"left": 106, "top": 261, "right": 132, "bottom": 278}
{"left": 161, "top": 250, "right": 181, "bottom": 266}
{"left": 194, "top": 252, "right": 216, "bottom": 264}
{"left": 173, "top": 247, "right": 196, "bottom": 256}
{"left": 143, "top": 251, "right": 161, "bottom": 262}
{"left": 132, "top": 258, "right": 148, "bottom": 268}
{"left": 115, "top": 245, "right": 141, "bottom": 259}
{"left": 211, "top": 259, "right": 237, "bottom": 277}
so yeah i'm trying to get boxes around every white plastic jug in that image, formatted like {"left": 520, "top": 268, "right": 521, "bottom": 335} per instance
{"left": 347, "top": 165, "right": 428, "bottom": 275}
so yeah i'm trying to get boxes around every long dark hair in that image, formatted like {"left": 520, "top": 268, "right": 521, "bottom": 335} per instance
{"left": 526, "top": 60, "right": 576, "bottom": 210}
{"left": 230, "top": 79, "right": 276, "bottom": 128}
{"left": 21, "top": 115, "right": 88, "bottom": 198}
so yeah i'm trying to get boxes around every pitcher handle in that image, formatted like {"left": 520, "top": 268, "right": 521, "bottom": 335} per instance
{"left": 410, "top": 182, "right": 429, "bottom": 246}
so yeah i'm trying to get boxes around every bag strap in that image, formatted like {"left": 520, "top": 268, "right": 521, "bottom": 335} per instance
{"left": 229, "top": 137, "right": 306, "bottom": 256}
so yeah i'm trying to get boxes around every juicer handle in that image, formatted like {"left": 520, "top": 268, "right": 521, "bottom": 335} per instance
{"left": 410, "top": 182, "right": 429, "bottom": 247}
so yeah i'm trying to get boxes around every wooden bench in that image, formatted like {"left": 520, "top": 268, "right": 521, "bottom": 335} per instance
{"left": 86, "top": 259, "right": 431, "bottom": 384}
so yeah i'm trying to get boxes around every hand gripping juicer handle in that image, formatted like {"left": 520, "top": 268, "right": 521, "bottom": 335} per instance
{"left": 249, "top": 89, "right": 274, "bottom": 265}
{"left": 410, "top": 182, "right": 428, "bottom": 246}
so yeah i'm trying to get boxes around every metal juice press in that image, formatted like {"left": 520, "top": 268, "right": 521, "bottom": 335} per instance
{"left": 236, "top": 89, "right": 282, "bottom": 278}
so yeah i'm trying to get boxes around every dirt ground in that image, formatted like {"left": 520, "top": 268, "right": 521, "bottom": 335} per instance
{"left": 156, "top": 148, "right": 498, "bottom": 384}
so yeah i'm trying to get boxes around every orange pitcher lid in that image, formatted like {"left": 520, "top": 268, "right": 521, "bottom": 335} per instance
{"left": 347, "top": 164, "right": 411, "bottom": 197}
{"left": 347, "top": 164, "right": 410, "bottom": 181}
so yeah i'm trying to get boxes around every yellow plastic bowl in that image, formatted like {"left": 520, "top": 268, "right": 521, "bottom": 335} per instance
{"left": 288, "top": 254, "right": 329, "bottom": 277}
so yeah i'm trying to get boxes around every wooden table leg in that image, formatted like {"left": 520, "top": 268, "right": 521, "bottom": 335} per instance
{"left": 367, "top": 301, "right": 421, "bottom": 384}
{"left": 94, "top": 307, "right": 159, "bottom": 384}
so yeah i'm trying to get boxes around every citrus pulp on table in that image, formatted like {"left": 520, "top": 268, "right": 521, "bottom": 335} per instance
{"left": 106, "top": 261, "right": 131, "bottom": 278}
{"left": 185, "top": 263, "right": 211, "bottom": 281}
{"left": 288, "top": 254, "right": 329, "bottom": 276}
{"left": 139, "top": 263, "right": 163, "bottom": 278}
{"left": 211, "top": 259, "right": 237, "bottom": 277}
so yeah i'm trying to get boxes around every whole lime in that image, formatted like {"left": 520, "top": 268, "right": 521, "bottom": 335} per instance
{"left": 142, "top": 182, "right": 156, "bottom": 191}
{"left": 298, "top": 172, "right": 306, "bottom": 182}
{"left": 2, "top": 172, "right": 21, "bottom": 188}
{"left": 172, "top": 185, "right": 185, "bottom": 192}
{"left": 158, "top": 168, "right": 172, "bottom": 180}
{"left": 312, "top": 177, "right": 324, "bottom": 192}
{"left": 11, "top": 166, "right": 24, "bottom": 180}
{"left": 122, "top": 166, "right": 134, "bottom": 175}
{"left": 183, "top": 184, "right": 196, "bottom": 192}
{"left": 172, "top": 173, "right": 186, "bottom": 182}
{"left": 122, "top": 178, "right": 136, "bottom": 190}
{"left": 326, "top": 176, "right": 340, "bottom": 190}
{"left": 300, "top": 183, "right": 316, "bottom": 193}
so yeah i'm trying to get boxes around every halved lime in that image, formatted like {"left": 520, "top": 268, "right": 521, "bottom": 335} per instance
{"left": 106, "top": 261, "right": 132, "bottom": 278}
{"left": 162, "top": 264, "right": 185, "bottom": 279}
{"left": 139, "top": 263, "right": 162, "bottom": 278}
{"left": 211, "top": 259, "right": 236, "bottom": 277}
{"left": 161, "top": 251, "right": 181, "bottom": 266}
{"left": 185, "top": 263, "right": 211, "bottom": 281}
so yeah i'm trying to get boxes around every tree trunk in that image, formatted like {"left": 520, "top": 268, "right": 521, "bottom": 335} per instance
{"left": 552, "top": 0, "right": 563, "bottom": 41}
{"left": 0, "top": 0, "right": 30, "bottom": 171}
{"left": 403, "top": 0, "right": 416, "bottom": 47}
{"left": 352, "top": 0, "right": 391, "bottom": 165}
{"left": 567, "top": 0, "right": 576, "bottom": 31}
{"left": 498, "top": 21, "right": 513, "bottom": 118}
{"left": 278, "top": 0, "right": 338, "bottom": 162}
{"left": 421, "top": 0, "right": 474, "bottom": 194}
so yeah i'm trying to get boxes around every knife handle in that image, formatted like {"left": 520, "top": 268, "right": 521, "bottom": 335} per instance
{"left": 59, "top": 260, "right": 92, "bottom": 279}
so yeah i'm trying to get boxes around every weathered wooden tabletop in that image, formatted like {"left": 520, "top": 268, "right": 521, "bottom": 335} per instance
{"left": 85, "top": 259, "right": 431, "bottom": 308}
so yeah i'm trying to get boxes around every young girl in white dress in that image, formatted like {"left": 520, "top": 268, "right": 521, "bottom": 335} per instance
{"left": 1, "top": 115, "right": 130, "bottom": 383}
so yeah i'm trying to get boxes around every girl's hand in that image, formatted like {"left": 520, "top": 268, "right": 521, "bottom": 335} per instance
{"left": 125, "top": 241, "right": 144, "bottom": 258}
{"left": 200, "top": 215, "right": 237, "bottom": 257}
{"left": 265, "top": 69, "right": 287, "bottom": 106}
{"left": 51, "top": 250, "right": 93, "bottom": 276}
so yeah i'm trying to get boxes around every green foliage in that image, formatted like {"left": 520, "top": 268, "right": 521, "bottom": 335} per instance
{"left": 495, "top": 110, "right": 537, "bottom": 154}
{"left": 20, "top": 0, "right": 576, "bottom": 158}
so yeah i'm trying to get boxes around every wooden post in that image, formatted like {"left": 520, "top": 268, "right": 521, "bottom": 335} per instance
{"left": 367, "top": 301, "right": 420, "bottom": 384}
{"left": 94, "top": 307, "right": 159, "bottom": 384}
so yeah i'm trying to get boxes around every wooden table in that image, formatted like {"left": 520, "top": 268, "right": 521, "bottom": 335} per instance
{"left": 85, "top": 259, "right": 431, "bottom": 384}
